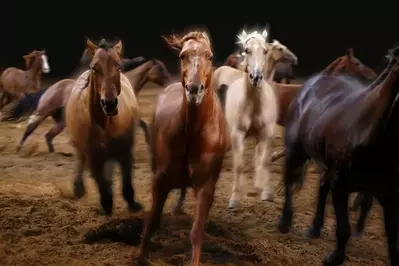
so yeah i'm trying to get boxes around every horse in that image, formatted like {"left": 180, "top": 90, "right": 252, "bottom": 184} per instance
{"left": 214, "top": 38, "right": 298, "bottom": 110}
{"left": 65, "top": 38, "right": 143, "bottom": 215}
{"left": 220, "top": 29, "right": 279, "bottom": 209}
{"left": 278, "top": 45, "right": 399, "bottom": 266}
{"left": 132, "top": 31, "right": 227, "bottom": 266}
{"left": 272, "top": 49, "right": 379, "bottom": 239}
{"left": 15, "top": 57, "right": 172, "bottom": 154}
{"left": 224, "top": 47, "right": 296, "bottom": 83}
{"left": 0, "top": 50, "right": 50, "bottom": 111}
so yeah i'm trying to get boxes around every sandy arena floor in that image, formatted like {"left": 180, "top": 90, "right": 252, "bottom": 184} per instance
{"left": 0, "top": 85, "right": 390, "bottom": 266}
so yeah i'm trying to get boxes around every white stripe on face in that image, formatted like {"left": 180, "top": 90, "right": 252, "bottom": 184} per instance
{"left": 41, "top": 54, "right": 50, "bottom": 73}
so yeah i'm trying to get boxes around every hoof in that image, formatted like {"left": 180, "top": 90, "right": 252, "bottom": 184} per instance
{"left": 323, "top": 251, "right": 345, "bottom": 266}
{"left": 228, "top": 200, "right": 239, "bottom": 209}
{"left": 45, "top": 135, "right": 54, "bottom": 153}
{"left": 261, "top": 192, "right": 274, "bottom": 202}
{"left": 129, "top": 202, "right": 143, "bottom": 213}
{"left": 307, "top": 225, "right": 321, "bottom": 239}
{"left": 278, "top": 215, "right": 292, "bottom": 234}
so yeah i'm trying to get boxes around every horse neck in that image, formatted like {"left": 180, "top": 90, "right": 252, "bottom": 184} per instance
{"left": 130, "top": 61, "right": 172, "bottom": 94}
{"left": 184, "top": 82, "right": 215, "bottom": 134}
{"left": 25, "top": 64, "right": 42, "bottom": 89}
{"left": 263, "top": 54, "right": 278, "bottom": 81}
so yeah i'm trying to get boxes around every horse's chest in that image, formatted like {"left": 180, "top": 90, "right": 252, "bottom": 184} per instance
{"left": 238, "top": 101, "right": 265, "bottom": 132}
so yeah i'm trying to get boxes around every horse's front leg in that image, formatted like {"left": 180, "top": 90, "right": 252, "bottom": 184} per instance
{"left": 353, "top": 193, "right": 373, "bottom": 237}
{"left": 73, "top": 153, "right": 86, "bottom": 199}
{"left": 172, "top": 187, "right": 187, "bottom": 216}
{"left": 255, "top": 135, "right": 273, "bottom": 202}
{"left": 324, "top": 184, "right": 350, "bottom": 266}
{"left": 228, "top": 128, "right": 246, "bottom": 209}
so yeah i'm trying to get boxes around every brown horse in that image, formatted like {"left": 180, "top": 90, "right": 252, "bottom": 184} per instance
{"left": 278, "top": 45, "right": 399, "bottom": 265}
{"left": 224, "top": 50, "right": 296, "bottom": 83}
{"left": 65, "top": 38, "right": 143, "bottom": 215}
{"left": 0, "top": 50, "right": 50, "bottom": 110}
{"left": 15, "top": 57, "right": 172, "bottom": 154}
{"left": 133, "top": 31, "right": 228, "bottom": 266}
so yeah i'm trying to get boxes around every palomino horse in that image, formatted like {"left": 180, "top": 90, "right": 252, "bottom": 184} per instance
{"left": 278, "top": 45, "right": 399, "bottom": 266}
{"left": 225, "top": 47, "right": 296, "bottom": 83}
{"left": 0, "top": 50, "right": 50, "bottom": 110}
{"left": 65, "top": 39, "right": 143, "bottom": 215}
{"left": 214, "top": 38, "right": 297, "bottom": 109}
{"left": 224, "top": 29, "right": 279, "bottom": 208}
{"left": 15, "top": 55, "right": 172, "bottom": 153}
{"left": 133, "top": 31, "right": 227, "bottom": 266}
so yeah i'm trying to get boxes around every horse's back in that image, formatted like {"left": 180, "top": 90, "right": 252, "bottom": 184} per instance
{"left": 213, "top": 66, "right": 244, "bottom": 90}
{"left": 37, "top": 79, "right": 75, "bottom": 115}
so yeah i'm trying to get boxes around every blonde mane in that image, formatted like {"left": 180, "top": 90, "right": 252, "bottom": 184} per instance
{"left": 237, "top": 29, "right": 268, "bottom": 47}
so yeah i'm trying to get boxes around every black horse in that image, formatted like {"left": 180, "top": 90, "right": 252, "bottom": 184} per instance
{"left": 278, "top": 45, "right": 399, "bottom": 266}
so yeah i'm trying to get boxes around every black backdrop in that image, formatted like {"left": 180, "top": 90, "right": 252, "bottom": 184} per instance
{"left": 3, "top": 7, "right": 398, "bottom": 79}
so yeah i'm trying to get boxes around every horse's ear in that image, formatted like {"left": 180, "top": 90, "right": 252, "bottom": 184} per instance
{"left": 86, "top": 39, "right": 98, "bottom": 56}
{"left": 261, "top": 29, "right": 268, "bottom": 40}
{"left": 113, "top": 40, "right": 123, "bottom": 56}
{"left": 161, "top": 35, "right": 182, "bottom": 55}
{"left": 346, "top": 48, "right": 354, "bottom": 58}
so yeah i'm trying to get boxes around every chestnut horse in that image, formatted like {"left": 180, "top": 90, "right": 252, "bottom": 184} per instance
{"left": 0, "top": 50, "right": 50, "bottom": 110}
{"left": 65, "top": 39, "right": 143, "bottom": 215}
{"left": 15, "top": 57, "right": 172, "bottom": 153}
{"left": 225, "top": 49, "right": 296, "bottom": 83}
{"left": 278, "top": 45, "right": 399, "bottom": 265}
{"left": 133, "top": 31, "right": 227, "bottom": 266}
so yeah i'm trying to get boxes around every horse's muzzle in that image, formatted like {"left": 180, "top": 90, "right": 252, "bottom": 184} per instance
{"left": 185, "top": 83, "right": 205, "bottom": 105}
{"left": 100, "top": 98, "right": 118, "bottom": 116}
{"left": 249, "top": 72, "right": 262, "bottom": 87}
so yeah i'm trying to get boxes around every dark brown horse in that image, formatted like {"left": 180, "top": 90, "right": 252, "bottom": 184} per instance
{"left": 15, "top": 57, "right": 172, "bottom": 154}
{"left": 0, "top": 50, "right": 50, "bottom": 111}
{"left": 133, "top": 31, "right": 228, "bottom": 266}
{"left": 278, "top": 45, "right": 399, "bottom": 265}
{"left": 65, "top": 38, "right": 143, "bottom": 215}
{"left": 224, "top": 51, "right": 296, "bottom": 83}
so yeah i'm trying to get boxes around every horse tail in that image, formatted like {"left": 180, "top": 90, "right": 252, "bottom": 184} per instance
{"left": 138, "top": 119, "right": 154, "bottom": 172}
{"left": 6, "top": 88, "right": 48, "bottom": 121}
{"left": 216, "top": 84, "right": 228, "bottom": 110}
{"left": 121, "top": 56, "right": 148, "bottom": 73}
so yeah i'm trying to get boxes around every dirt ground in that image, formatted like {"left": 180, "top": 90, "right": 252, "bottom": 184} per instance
{"left": 0, "top": 84, "right": 390, "bottom": 266}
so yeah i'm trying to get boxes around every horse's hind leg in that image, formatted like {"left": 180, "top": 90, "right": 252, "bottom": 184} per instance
{"left": 44, "top": 108, "right": 65, "bottom": 153}
{"left": 73, "top": 153, "right": 86, "bottom": 199}
{"left": 353, "top": 193, "right": 373, "bottom": 237}
{"left": 172, "top": 187, "right": 187, "bottom": 216}
{"left": 228, "top": 128, "right": 246, "bottom": 209}
{"left": 16, "top": 114, "right": 46, "bottom": 153}
{"left": 119, "top": 148, "right": 143, "bottom": 213}
{"left": 324, "top": 182, "right": 350, "bottom": 266}
{"left": 308, "top": 172, "right": 332, "bottom": 238}
{"left": 278, "top": 139, "right": 309, "bottom": 234}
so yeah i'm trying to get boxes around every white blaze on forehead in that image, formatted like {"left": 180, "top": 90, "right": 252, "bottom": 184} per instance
{"left": 41, "top": 54, "right": 50, "bottom": 73}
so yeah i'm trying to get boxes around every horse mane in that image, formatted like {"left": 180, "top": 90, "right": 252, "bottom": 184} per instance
{"left": 162, "top": 31, "right": 212, "bottom": 51}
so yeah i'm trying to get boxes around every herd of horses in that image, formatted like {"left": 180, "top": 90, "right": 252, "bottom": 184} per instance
{"left": 0, "top": 27, "right": 398, "bottom": 266}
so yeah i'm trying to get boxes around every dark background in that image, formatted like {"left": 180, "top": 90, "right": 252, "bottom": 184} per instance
{"left": 3, "top": 7, "right": 398, "bottom": 79}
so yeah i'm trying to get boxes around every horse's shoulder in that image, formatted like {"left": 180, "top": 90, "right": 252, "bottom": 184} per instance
{"left": 73, "top": 70, "right": 91, "bottom": 92}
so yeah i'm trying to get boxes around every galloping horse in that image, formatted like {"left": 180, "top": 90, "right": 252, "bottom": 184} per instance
{"left": 224, "top": 45, "right": 296, "bottom": 83}
{"left": 133, "top": 31, "right": 227, "bottom": 266}
{"left": 0, "top": 50, "right": 50, "bottom": 110}
{"left": 278, "top": 45, "right": 399, "bottom": 266}
{"left": 16, "top": 54, "right": 172, "bottom": 153}
{"left": 65, "top": 38, "right": 143, "bottom": 215}
{"left": 214, "top": 38, "right": 297, "bottom": 109}
{"left": 224, "top": 29, "right": 279, "bottom": 208}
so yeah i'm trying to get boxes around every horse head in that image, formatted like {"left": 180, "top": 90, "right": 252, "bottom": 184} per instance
{"left": 237, "top": 29, "right": 269, "bottom": 87}
{"left": 267, "top": 40, "right": 298, "bottom": 65}
{"left": 162, "top": 31, "right": 214, "bottom": 105}
{"left": 23, "top": 50, "right": 50, "bottom": 73}
{"left": 86, "top": 38, "right": 123, "bottom": 116}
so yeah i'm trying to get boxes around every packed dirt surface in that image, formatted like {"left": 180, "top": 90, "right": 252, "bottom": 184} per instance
{"left": 0, "top": 84, "right": 389, "bottom": 266}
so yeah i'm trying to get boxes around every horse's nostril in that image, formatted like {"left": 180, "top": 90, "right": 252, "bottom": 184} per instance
{"left": 199, "top": 84, "right": 204, "bottom": 91}
{"left": 114, "top": 98, "right": 118, "bottom": 106}
{"left": 100, "top": 99, "right": 106, "bottom": 106}
{"left": 249, "top": 73, "right": 253, "bottom": 79}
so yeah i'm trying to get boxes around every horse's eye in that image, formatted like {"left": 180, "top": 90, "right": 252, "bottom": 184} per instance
{"left": 179, "top": 54, "right": 185, "bottom": 60}
{"left": 208, "top": 55, "right": 213, "bottom": 61}
{"left": 263, "top": 49, "right": 268, "bottom": 54}
{"left": 244, "top": 48, "right": 251, "bottom": 54}
{"left": 279, "top": 47, "right": 283, "bottom": 52}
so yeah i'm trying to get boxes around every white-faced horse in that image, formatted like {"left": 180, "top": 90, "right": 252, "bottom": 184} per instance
{"left": 225, "top": 30, "right": 279, "bottom": 209}
{"left": 214, "top": 37, "right": 297, "bottom": 108}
